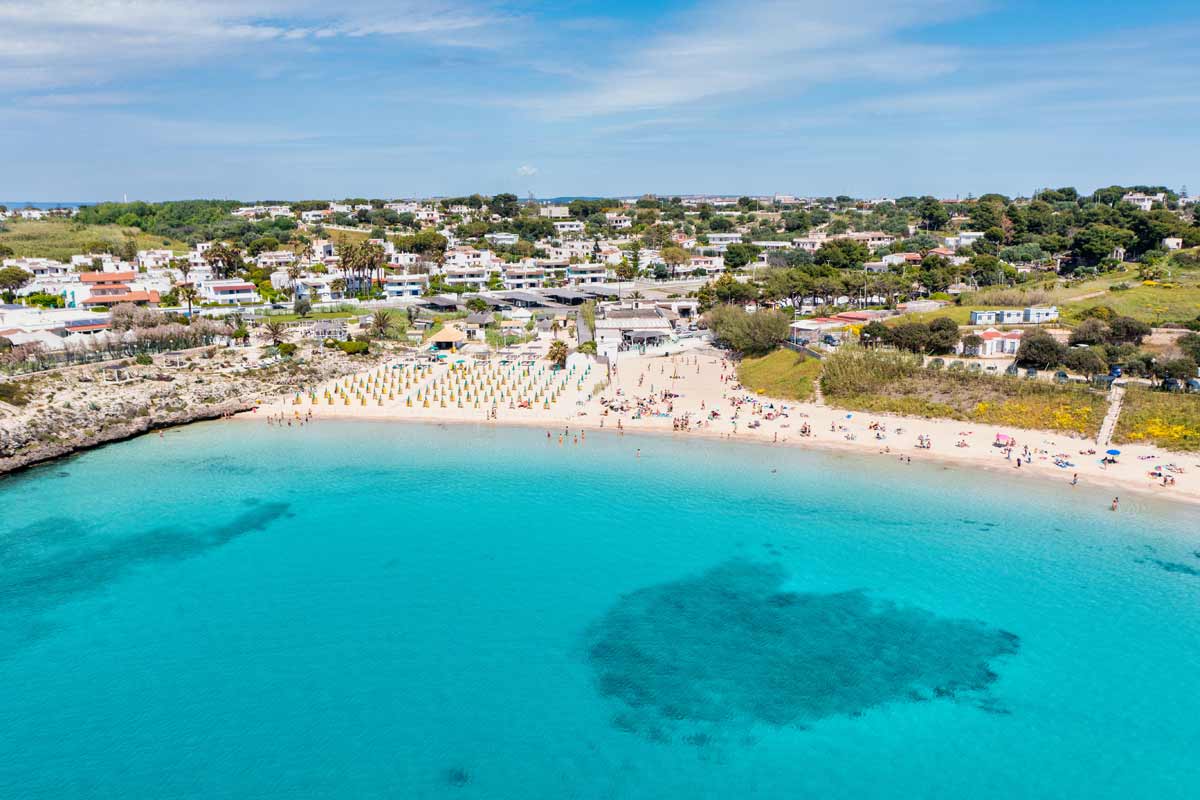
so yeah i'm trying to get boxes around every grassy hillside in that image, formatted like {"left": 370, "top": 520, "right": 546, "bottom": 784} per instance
{"left": 738, "top": 349, "right": 821, "bottom": 401}
{"left": 0, "top": 219, "right": 188, "bottom": 261}
{"left": 1061, "top": 281, "right": 1200, "bottom": 326}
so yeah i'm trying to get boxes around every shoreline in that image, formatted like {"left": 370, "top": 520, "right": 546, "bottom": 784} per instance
{"left": 231, "top": 411, "right": 1200, "bottom": 510}
{"left": 237, "top": 349, "right": 1200, "bottom": 510}
{"left": 0, "top": 400, "right": 256, "bottom": 480}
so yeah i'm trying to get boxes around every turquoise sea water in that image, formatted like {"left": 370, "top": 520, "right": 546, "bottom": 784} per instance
{"left": 1, "top": 421, "right": 1197, "bottom": 799}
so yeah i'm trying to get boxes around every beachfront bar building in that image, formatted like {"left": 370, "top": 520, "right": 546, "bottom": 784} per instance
{"left": 593, "top": 305, "right": 675, "bottom": 358}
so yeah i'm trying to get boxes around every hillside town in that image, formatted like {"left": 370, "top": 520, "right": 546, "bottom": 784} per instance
{"left": 2, "top": 188, "right": 1199, "bottom": 480}
{"left": 2, "top": 189, "right": 1198, "bottom": 371}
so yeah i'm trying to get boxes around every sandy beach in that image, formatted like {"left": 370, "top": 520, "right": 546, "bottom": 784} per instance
{"left": 247, "top": 348, "right": 1200, "bottom": 508}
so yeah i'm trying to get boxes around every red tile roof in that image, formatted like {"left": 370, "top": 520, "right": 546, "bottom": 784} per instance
{"left": 81, "top": 290, "right": 159, "bottom": 305}
{"left": 81, "top": 271, "right": 136, "bottom": 283}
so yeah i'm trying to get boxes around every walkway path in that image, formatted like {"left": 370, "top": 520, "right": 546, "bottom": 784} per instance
{"left": 1096, "top": 382, "right": 1126, "bottom": 449}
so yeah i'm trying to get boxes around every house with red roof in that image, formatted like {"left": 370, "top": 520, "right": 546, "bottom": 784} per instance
{"left": 78, "top": 272, "right": 160, "bottom": 307}
{"left": 959, "top": 327, "right": 1023, "bottom": 357}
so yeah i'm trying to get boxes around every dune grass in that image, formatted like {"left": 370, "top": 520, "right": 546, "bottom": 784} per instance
{"left": 821, "top": 347, "right": 1108, "bottom": 435}
{"left": 1114, "top": 386, "right": 1200, "bottom": 451}
{"left": 737, "top": 348, "right": 822, "bottom": 401}
{"left": 0, "top": 219, "right": 189, "bottom": 261}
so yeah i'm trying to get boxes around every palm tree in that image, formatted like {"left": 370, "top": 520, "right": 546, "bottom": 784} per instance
{"left": 177, "top": 284, "right": 199, "bottom": 317}
{"left": 286, "top": 263, "right": 303, "bottom": 295}
{"left": 359, "top": 241, "right": 386, "bottom": 297}
{"left": 369, "top": 310, "right": 395, "bottom": 340}
{"left": 337, "top": 239, "right": 359, "bottom": 294}
{"left": 205, "top": 242, "right": 243, "bottom": 280}
{"left": 263, "top": 320, "right": 288, "bottom": 347}
{"left": 172, "top": 257, "right": 192, "bottom": 286}
{"left": 547, "top": 339, "right": 569, "bottom": 368}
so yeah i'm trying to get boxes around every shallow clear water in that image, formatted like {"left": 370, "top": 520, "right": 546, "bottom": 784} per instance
{"left": 1, "top": 421, "right": 1197, "bottom": 799}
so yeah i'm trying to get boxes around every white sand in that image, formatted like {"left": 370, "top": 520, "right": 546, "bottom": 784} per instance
{"left": 248, "top": 349, "right": 1200, "bottom": 508}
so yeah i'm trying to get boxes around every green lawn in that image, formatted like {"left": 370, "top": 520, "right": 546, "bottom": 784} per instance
{"left": 0, "top": 219, "right": 188, "bottom": 261}
{"left": 898, "top": 306, "right": 999, "bottom": 325}
{"left": 737, "top": 349, "right": 822, "bottom": 401}
{"left": 1061, "top": 282, "right": 1200, "bottom": 326}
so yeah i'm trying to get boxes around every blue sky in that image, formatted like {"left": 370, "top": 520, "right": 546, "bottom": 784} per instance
{"left": 3, "top": 0, "right": 1198, "bottom": 201}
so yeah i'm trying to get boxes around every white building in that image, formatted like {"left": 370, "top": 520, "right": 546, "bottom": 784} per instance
{"left": 689, "top": 255, "right": 724, "bottom": 274}
{"left": 539, "top": 205, "right": 570, "bottom": 219}
{"left": 293, "top": 276, "right": 346, "bottom": 304}
{"left": 593, "top": 304, "right": 675, "bottom": 357}
{"left": 959, "top": 328, "right": 1024, "bottom": 357}
{"left": 4, "top": 257, "right": 72, "bottom": 279}
{"left": 502, "top": 266, "right": 545, "bottom": 290}
{"left": 442, "top": 266, "right": 489, "bottom": 290}
{"left": 200, "top": 279, "right": 260, "bottom": 305}
{"left": 256, "top": 250, "right": 297, "bottom": 269}
{"left": 382, "top": 274, "right": 429, "bottom": 298}
{"left": 554, "top": 220, "right": 585, "bottom": 235}
{"left": 567, "top": 263, "right": 607, "bottom": 285}
{"left": 1121, "top": 192, "right": 1165, "bottom": 212}
{"left": 944, "top": 231, "right": 986, "bottom": 250}
{"left": 707, "top": 233, "right": 744, "bottom": 247}
{"left": 485, "top": 232, "right": 519, "bottom": 247}
{"left": 136, "top": 249, "right": 175, "bottom": 270}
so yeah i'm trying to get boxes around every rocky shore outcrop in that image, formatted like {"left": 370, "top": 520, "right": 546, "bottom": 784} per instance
{"left": 0, "top": 345, "right": 385, "bottom": 477}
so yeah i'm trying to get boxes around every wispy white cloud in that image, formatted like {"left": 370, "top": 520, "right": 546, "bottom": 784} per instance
{"left": 527, "top": 0, "right": 980, "bottom": 118}
{"left": 0, "top": 0, "right": 505, "bottom": 90}
{"left": 16, "top": 91, "right": 142, "bottom": 108}
{"left": 516, "top": 164, "right": 538, "bottom": 176}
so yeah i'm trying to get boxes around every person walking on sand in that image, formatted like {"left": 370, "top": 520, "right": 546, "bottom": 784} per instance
{"left": 1071, "top": 473, "right": 1078, "bottom": 486}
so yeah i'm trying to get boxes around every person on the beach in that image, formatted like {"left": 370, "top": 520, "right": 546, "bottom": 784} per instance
{"left": 1071, "top": 473, "right": 1078, "bottom": 486}
{"left": 1111, "top": 497, "right": 1119, "bottom": 511}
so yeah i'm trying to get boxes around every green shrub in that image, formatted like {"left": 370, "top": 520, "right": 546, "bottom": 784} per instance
{"left": 337, "top": 340, "right": 369, "bottom": 355}
{"left": 0, "top": 381, "right": 32, "bottom": 406}
{"left": 277, "top": 342, "right": 298, "bottom": 358}
{"left": 134, "top": 353, "right": 153, "bottom": 365}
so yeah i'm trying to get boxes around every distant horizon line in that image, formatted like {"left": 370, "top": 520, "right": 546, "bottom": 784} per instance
{"left": 2, "top": 183, "right": 1188, "bottom": 208}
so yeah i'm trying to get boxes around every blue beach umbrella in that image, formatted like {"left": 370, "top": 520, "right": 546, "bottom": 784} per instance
{"left": 1106, "top": 449, "right": 1121, "bottom": 456}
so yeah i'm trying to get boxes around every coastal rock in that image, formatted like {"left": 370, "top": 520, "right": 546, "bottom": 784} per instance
{"left": 0, "top": 346, "right": 386, "bottom": 477}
